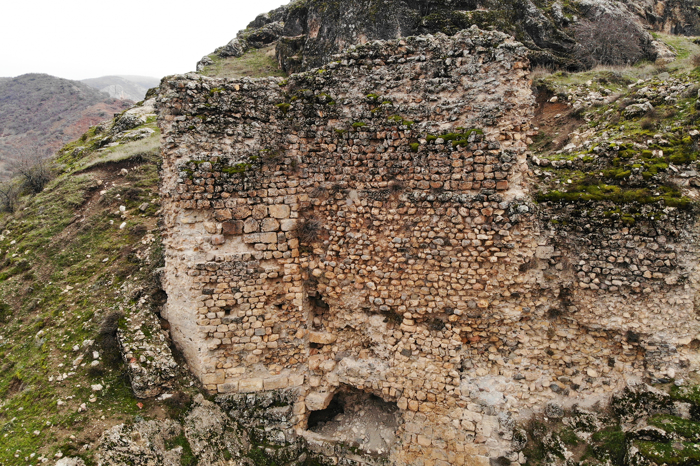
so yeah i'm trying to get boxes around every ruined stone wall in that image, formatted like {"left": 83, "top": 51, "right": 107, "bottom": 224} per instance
{"left": 158, "top": 28, "right": 700, "bottom": 465}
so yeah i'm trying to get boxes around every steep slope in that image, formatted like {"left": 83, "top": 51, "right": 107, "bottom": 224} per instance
{"left": 81, "top": 76, "right": 160, "bottom": 102}
{"left": 0, "top": 74, "right": 132, "bottom": 179}
{"left": 0, "top": 102, "right": 192, "bottom": 465}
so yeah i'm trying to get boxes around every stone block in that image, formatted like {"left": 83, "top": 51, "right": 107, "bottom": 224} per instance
{"left": 218, "top": 381, "right": 239, "bottom": 393}
{"left": 222, "top": 220, "right": 243, "bottom": 235}
{"left": 306, "top": 391, "right": 334, "bottom": 411}
{"left": 269, "top": 204, "right": 291, "bottom": 219}
{"left": 264, "top": 376, "right": 289, "bottom": 390}
{"left": 233, "top": 206, "right": 252, "bottom": 219}
{"left": 308, "top": 331, "right": 337, "bottom": 345}
{"left": 280, "top": 219, "right": 296, "bottom": 231}
{"left": 252, "top": 205, "right": 268, "bottom": 219}
{"left": 238, "top": 378, "right": 264, "bottom": 392}
{"left": 289, "top": 374, "right": 305, "bottom": 386}
{"left": 261, "top": 218, "right": 280, "bottom": 232}
{"left": 214, "top": 209, "right": 232, "bottom": 221}
{"left": 201, "top": 370, "right": 225, "bottom": 385}
{"left": 244, "top": 218, "right": 259, "bottom": 233}
{"left": 210, "top": 235, "right": 225, "bottom": 245}
{"left": 243, "top": 232, "right": 278, "bottom": 244}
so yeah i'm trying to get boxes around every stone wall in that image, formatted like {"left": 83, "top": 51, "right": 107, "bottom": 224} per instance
{"left": 158, "top": 28, "right": 700, "bottom": 465}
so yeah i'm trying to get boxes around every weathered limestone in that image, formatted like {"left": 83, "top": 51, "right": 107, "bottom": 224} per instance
{"left": 157, "top": 28, "right": 700, "bottom": 465}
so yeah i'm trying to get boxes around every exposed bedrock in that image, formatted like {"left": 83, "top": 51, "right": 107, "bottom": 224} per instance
{"left": 201, "top": 0, "right": 700, "bottom": 74}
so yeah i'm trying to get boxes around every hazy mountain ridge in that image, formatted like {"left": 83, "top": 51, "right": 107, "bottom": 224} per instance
{"left": 81, "top": 75, "right": 160, "bottom": 102}
{"left": 0, "top": 73, "right": 131, "bottom": 178}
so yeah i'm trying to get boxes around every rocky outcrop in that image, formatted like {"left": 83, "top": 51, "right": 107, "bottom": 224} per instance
{"left": 97, "top": 393, "right": 332, "bottom": 465}
{"left": 97, "top": 419, "right": 183, "bottom": 466}
{"left": 199, "top": 0, "right": 700, "bottom": 74}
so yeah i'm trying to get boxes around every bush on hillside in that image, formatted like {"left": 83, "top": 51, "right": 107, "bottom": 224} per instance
{"left": 573, "top": 13, "right": 646, "bottom": 67}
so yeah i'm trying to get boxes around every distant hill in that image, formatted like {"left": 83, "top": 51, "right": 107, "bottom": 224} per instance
{"left": 0, "top": 73, "right": 132, "bottom": 178}
{"left": 81, "top": 75, "right": 160, "bottom": 102}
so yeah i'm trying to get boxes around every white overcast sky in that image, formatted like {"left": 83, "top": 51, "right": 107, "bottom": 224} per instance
{"left": 0, "top": 0, "right": 290, "bottom": 81}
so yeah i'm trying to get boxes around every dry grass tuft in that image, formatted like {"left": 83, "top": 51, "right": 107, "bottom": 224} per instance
{"left": 293, "top": 218, "right": 323, "bottom": 244}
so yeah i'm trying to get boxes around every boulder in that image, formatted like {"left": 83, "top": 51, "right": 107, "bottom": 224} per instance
{"left": 96, "top": 419, "right": 182, "bottom": 466}
{"left": 216, "top": 38, "right": 248, "bottom": 58}
{"left": 624, "top": 102, "right": 654, "bottom": 118}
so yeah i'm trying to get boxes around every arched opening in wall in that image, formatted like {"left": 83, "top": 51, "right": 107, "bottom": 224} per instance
{"left": 305, "top": 386, "right": 401, "bottom": 457}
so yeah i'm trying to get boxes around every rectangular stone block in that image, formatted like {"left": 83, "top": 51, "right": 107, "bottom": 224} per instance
{"left": 201, "top": 370, "right": 225, "bottom": 385}
{"left": 280, "top": 219, "right": 296, "bottom": 231}
{"left": 218, "top": 381, "right": 238, "bottom": 393}
{"left": 243, "top": 232, "right": 278, "bottom": 244}
{"left": 306, "top": 391, "right": 334, "bottom": 411}
{"left": 238, "top": 378, "right": 264, "bottom": 392}
{"left": 308, "top": 331, "right": 337, "bottom": 345}
{"left": 261, "top": 218, "right": 280, "bottom": 232}
{"left": 268, "top": 204, "right": 291, "bottom": 218}
{"left": 264, "top": 376, "right": 289, "bottom": 390}
{"left": 289, "top": 374, "right": 305, "bottom": 386}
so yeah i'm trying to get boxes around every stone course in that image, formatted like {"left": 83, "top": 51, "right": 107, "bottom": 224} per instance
{"left": 158, "top": 28, "right": 700, "bottom": 465}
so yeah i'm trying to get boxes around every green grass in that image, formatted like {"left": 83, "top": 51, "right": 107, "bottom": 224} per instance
{"left": 0, "top": 114, "right": 168, "bottom": 463}
{"left": 671, "top": 384, "right": 700, "bottom": 406}
{"left": 198, "top": 45, "right": 287, "bottom": 79}
{"left": 76, "top": 134, "right": 160, "bottom": 172}
{"left": 636, "top": 440, "right": 700, "bottom": 465}
{"left": 165, "top": 432, "right": 196, "bottom": 466}
{"left": 649, "top": 414, "right": 700, "bottom": 440}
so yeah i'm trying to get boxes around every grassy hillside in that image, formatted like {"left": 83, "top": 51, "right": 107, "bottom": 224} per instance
{"left": 0, "top": 74, "right": 132, "bottom": 180}
{"left": 0, "top": 102, "right": 197, "bottom": 465}
{"left": 531, "top": 33, "right": 700, "bottom": 212}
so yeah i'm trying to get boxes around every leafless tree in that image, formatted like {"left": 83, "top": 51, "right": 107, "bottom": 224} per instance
{"left": 8, "top": 145, "right": 55, "bottom": 194}
{"left": 572, "top": 13, "right": 646, "bottom": 67}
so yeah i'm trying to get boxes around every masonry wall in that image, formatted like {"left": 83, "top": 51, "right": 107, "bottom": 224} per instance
{"left": 158, "top": 28, "right": 700, "bottom": 466}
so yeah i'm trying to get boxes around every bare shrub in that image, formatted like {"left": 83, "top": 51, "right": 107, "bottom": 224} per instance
{"left": 293, "top": 217, "right": 322, "bottom": 244}
{"left": 0, "top": 182, "right": 21, "bottom": 213}
{"left": 8, "top": 147, "right": 56, "bottom": 194}
{"left": 573, "top": 14, "right": 646, "bottom": 67}
{"left": 640, "top": 118, "right": 655, "bottom": 130}
{"left": 530, "top": 65, "right": 554, "bottom": 81}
